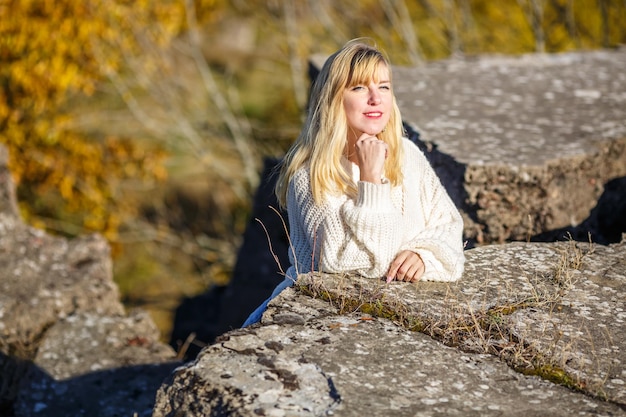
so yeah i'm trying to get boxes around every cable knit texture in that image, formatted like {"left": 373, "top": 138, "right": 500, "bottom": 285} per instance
{"left": 285, "top": 138, "right": 465, "bottom": 282}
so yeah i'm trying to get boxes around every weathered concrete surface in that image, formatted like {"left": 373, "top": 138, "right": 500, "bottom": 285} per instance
{"left": 14, "top": 310, "right": 180, "bottom": 417}
{"left": 304, "top": 239, "right": 626, "bottom": 405}
{"left": 0, "top": 219, "right": 123, "bottom": 350}
{"left": 0, "top": 146, "right": 180, "bottom": 416}
{"left": 393, "top": 49, "right": 626, "bottom": 243}
{"left": 394, "top": 51, "right": 626, "bottom": 166}
{"left": 153, "top": 240, "right": 626, "bottom": 416}
{"left": 506, "top": 242, "right": 626, "bottom": 404}
{"left": 26, "top": 310, "right": 175, "bottom": 381}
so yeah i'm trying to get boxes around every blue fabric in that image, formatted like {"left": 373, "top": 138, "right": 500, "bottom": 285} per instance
{"left": 242, "top": 277, "right": 295, "bottom": 327}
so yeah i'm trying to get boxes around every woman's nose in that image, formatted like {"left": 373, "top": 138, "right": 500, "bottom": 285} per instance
{"left": 369, "top": 89, "right": 381, "bottom": 105}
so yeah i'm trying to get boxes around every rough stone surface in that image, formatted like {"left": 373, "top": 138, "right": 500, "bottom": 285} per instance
{"left": 393, "top": 49, "right": 626, "bottom": 243}
{"left": 506, "top": 242, "right": 626, "bottom": 404}
{"left": 27, "top": 310, "right": 175, "bottom": 381}
{"left": 153, "top": 240, "right": 626, "bottom": 416}
{"left": 14, "top": 310, "right": 180, "bottom": 417}
{"left": 305, "top": 239, "right": 626, "bottom": 405}
{"left": 0, "top": 146, "right": 179, "bottom": 416}
{"left": 14, "top": 362, "right": 179, "bottom": 417}
{"left": 0, "top": 218, "right": 123, "bottom": 349}
{"left": 394, "top": 51, "right": 626, "bottom": 166}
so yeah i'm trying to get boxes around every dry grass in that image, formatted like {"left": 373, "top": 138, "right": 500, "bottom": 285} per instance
{"left": 296, "top": 239, "right": 608, "bottom": 399}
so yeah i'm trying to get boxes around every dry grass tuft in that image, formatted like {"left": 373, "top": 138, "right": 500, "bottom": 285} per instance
{"left": 296, "top": 239, "right": 606, "bottom": 398}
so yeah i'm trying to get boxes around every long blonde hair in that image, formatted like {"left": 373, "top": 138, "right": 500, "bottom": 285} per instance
{"left": 275, "top": 39, "right": 405, "bottom": 208}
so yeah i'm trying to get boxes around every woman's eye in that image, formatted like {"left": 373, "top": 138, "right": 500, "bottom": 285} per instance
{"left": 380, "top": 84, "right": 391, "bottom": 90}
{"left": 351, "top": 85, "right": 365, "bottom": 91}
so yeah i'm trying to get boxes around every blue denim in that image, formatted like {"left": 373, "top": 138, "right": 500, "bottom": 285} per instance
{"left": 242, "top": 277, "right": 295, "bottom": 327}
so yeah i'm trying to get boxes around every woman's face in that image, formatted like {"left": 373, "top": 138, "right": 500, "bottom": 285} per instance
{"left": 343, "top": 63, "right": 392, "bottom": 140}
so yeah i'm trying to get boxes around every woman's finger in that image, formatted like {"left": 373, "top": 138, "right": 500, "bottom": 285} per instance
{"left": 387, "top": 251, "right": 412, "bottom": 282}
{"left": 387, "top": 251, "right": 425, "bottom": 283}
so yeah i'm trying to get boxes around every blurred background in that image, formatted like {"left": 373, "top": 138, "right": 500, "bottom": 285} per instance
{"left": 1, "top": 0, "right": 625, "bottom": 343}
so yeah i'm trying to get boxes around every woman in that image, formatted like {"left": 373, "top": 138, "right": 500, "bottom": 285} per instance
{"left": 243, "top": 39, "right": 465, "bottom": 326}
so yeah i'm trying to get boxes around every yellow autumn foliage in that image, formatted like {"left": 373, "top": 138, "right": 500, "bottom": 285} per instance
{"left": 0, "top": 0, "right": 184, "bottom": 239}
{"left": 2, "top": 0, "right": 623, "bottom": 241}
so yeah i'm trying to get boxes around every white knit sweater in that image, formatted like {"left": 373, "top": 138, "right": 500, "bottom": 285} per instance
{"left": 285, "top": 137, "right": 465, "bottom": 282}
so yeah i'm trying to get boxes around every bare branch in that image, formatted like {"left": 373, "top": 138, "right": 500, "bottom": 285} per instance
{"left": 183, "top": 0, "right": 258, "bottom": 191}
{"left": 516, "top": 0, "right": 546, "bottom": 53}
{"left": 308, "top": 0, "right": 348, "bottom": 45}
{"left": 442, "top": 0, "right": 460, "bottom": 56}
{"left": 282, "top": 0, "right": 308, "bottom": 112}
{"left": 380, "top": 0, "right": 424, "bottom": 65}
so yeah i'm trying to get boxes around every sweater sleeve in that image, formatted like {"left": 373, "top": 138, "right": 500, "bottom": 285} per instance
{"left": 287, "top": 167, "right": 403, "bottom": 279}
{"left": 400, "top": 140, "right": 465, "bottom": 282}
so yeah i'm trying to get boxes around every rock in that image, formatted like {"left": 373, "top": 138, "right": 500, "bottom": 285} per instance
{"left": 392, "top": 49, "right": 626, "bottom": 244}
{"left": 0, "top": 220, "right": 123, "bottom": 349}
{"left": 0, "top": 147, "right": 180, "bottom": 416}
{"left": 14, "top": 310, "right": 179, "bottom": 417}
{"left": 152, "top": 240, "right": 626, "bottom": 416}
{"left": 25, "top": 310, "right": 175, "bottom": 381}
{"left": 300, "top": 239, "right": 626, "bottom": 406}
{"left": 505, "top": 241, "right": 626, "bottom": 404}
{"left": 532, "top": 176, "right": 626, "bottom": 244}
{"left": 14, "top": 361, "right": 179, "bottom": 417}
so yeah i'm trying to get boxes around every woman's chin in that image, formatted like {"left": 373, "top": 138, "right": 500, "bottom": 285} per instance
{"left": 364, "top": 128, "right": 384, "bottom": 136}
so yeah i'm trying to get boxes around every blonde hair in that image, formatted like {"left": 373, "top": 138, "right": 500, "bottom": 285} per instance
{"left": 275, "top": 39, "right": 405, "bottom": 208}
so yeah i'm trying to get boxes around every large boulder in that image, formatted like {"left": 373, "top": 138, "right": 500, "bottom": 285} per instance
{"left": 0, "top": 147, "right": 180, "bottom": 416}
{"left": 153, "top": 239, "right": 626, "bottom": 416}
{"left": 391, "top": 49, "right": 626, "bottom": 244}
{"left": 14, "top": 310, "right": 180, "bottom": 417}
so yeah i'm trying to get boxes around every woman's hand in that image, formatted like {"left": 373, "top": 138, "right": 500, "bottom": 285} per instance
{"left": 386, "top": 250, "right": 425, "bottom": 283}
{"left": 355, "top": 133, "right": 387, "bottom": 183}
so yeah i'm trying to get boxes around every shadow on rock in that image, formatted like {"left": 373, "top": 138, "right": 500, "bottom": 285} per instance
{"left": 532, "top": 176, "right": 626, "bottom": 244}
{"left": 0, "top": 353, "right": 29, "bottom": 417}
{"left": 403, "top": 124, "right": 478, "bottom": 248}
{"left": 1, "top": 351, "right": 179, "bottom": 417}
